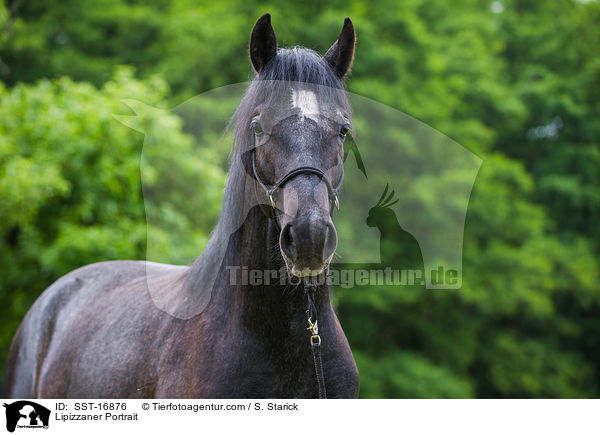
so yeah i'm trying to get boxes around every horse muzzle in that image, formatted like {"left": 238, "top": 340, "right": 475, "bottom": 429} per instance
{"left": 279, "top": 214, "right": 337, "bottom": 277}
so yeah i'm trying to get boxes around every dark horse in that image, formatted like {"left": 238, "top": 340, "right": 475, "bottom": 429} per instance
{"left": 5, "top": 14, "right": 359, "bottom": 398}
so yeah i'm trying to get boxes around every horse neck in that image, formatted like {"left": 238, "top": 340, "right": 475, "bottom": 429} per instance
{"left": 191, "top": 154, "right": 331, "bottom": 337}
{"left": 232, "top": 207, "right": 331, "bottom": 333}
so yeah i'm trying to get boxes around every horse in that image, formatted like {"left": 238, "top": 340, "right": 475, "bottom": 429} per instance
{"left": 4, "top": 13, "right": 360, "bottom": 399}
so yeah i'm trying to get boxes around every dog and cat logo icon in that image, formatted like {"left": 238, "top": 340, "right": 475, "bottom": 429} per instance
{"left": 3, "top": 401, "right": 50, "bottom": 432}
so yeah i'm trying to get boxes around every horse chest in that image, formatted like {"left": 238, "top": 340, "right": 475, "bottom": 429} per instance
{"left": 186, "top": 326, "right": 358, "bottom": 398}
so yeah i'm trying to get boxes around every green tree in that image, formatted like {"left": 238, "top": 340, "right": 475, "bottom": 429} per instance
{"left": 0, "top": 68, "right": 225, "bottom": 377}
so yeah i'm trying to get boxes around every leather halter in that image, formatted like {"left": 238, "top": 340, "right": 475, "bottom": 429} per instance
{"left": 251, "top": 147, "right": 343, "bottom": 223}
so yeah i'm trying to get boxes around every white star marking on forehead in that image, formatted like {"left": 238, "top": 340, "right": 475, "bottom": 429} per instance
{"left": 291, "top": 89, "right": 321, "bottom": 122}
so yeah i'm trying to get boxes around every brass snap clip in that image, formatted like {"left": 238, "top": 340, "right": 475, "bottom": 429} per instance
{"left": 307, "top": 318, "right": 321, "bottom": 346}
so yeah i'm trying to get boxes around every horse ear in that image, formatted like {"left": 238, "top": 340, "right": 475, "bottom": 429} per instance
{"left": 249, "top": 13, "right": 277, "bottom": 74}
{"left": 323, "top": 17, "right": 356, "bottom": 79}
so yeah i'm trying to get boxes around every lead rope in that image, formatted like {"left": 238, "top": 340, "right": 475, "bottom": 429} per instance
{"left": 304, "top": 281, "right": 326, "bottom": 399}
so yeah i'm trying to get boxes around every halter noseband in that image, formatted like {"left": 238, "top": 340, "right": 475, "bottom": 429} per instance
{"left": 251, "top": 148, "right": 342, "bottom": 221}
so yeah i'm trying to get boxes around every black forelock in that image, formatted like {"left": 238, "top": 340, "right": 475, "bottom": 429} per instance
{"left": 258, "top": 47, "right": 344, "bottom": 89}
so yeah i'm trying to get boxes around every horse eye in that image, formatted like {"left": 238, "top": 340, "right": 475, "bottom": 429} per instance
{"left": 251, "top": 120, "right": 263, "bottom": 135}
{"left": 339, "top": 124, "right": 351, "bottom": 138}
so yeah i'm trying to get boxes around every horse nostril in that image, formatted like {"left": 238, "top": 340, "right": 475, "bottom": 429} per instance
{"left": 322, "top": 221, "right": 337, "bottom": 262}
{"left": 280, "top": 224, "right": 297, "bottom": 261}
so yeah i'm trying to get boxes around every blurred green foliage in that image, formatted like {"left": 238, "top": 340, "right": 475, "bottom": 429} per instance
{"left": 1, "top": 0, "right": 599, "bottom": 397}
